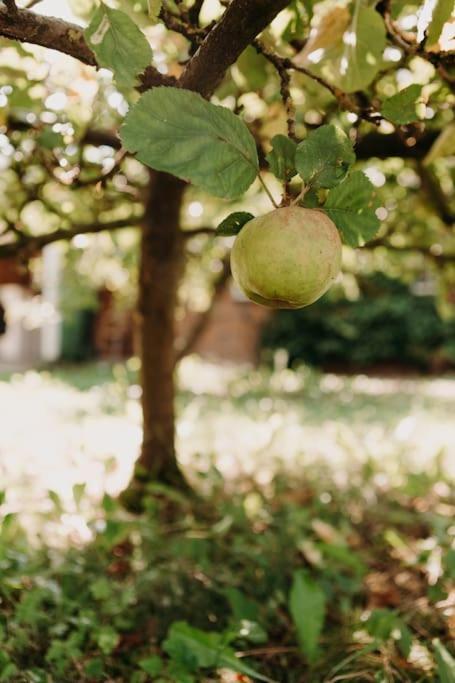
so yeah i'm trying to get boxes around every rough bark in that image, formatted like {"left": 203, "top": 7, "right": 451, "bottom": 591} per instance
{"left": 129, "top": 172, "right": 187, "bottom": 500}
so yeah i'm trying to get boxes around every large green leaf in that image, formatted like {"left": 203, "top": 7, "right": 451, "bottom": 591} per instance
{"left": 289, "top": 570, "right": 326, "bottom": 663}
{"left": 301, "top": 2, "right": 386, "bottom": 92}
{"left": 85, "top": 3, "right": 152, "bottom": 88}
{"left": 266, "top": 134, "right": 297, "bottom": 181}
{"left": 120, "top": 87, "right": 259, "bottom": 199}
{"left": 163, "top": 621, "right": 275, "bottom": 682}
{"left": 295, "top": 125, "right": 355, "bottom": 189}
{"left": 381, "top": 84, "right": 423, "bottom": 125}
{"left": 324, "top": 171, "right": 380, "bottom": 247}
{"left": 433, "top": 639, "right": 455, "bottom": 683}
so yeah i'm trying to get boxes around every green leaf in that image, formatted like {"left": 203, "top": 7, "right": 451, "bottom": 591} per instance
{"left": 234, "top": 620, "right": 268, "bottom": 645}
{"left": 289, "top": 570, "right": 326, "bottom": 663}
{"left": 120, "top": 87, "right": 259, "bottom": 199}
{"left": 381, "top": 84, "right": 423, "bottom": 125}
{"left": 163, "top": 622, "right": 275, "bottom": 682}
{"left": 225, "top": 587, "right": 260, "bottom": 622}
{"left": 37, "top": 128, "right": 65, "bottom": 150}
{"left": 236, "top": 46, "right": 269, "bottom": 91}
{"left": 324, "top": 171, "right": 380, "bottom": 247}
{"left": 85, "top": 3, "right": 152, "bottom": 88}
{"left": 426, "top": 0, "right": 453, "bottom": 46}
{"left": 295, "top": 125, "right": 355, "bottom": 189}
{"left": 148, "top": 0, "right": 163, "bottom": 23}
{"left": 433, "top": 639, "right": 455, "bottom": 683}
{"left": 266, "top": 135, "right": 297, "bottom": 181}
{"left": 302, "top": 3, "right": 386, "bottom": 92}
{"left": 97, "top": 626, "right": 120, "bottom": 655}
{"left": 139, "top": 655, "right": 164, "bottom": 676}
{"left": 216, "top": 212, "right": 254, "bottom": 236}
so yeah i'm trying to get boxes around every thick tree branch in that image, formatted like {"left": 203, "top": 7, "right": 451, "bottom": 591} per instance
{"left": 0, "top": 217, "right": 140, "bottom": 258}
{"left": 0, "top": 5, "right": 173, "bottom": 90}
{"left": 180, "top": 0, "right": 291, "bottom": 96}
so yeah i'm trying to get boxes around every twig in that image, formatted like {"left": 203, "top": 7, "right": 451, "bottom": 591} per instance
{"left": 258, "top": 173, "right": 279, "bottom": 208}
{"left": 254, "top": 39, "right": 383, "bottom": 127}
{"left": 253, "top": 40, "right": 296, "bottom": 140}
{"left": 181, "top": 226, "right": 216, "bottom": 238}
{"left": 176, "top": 253, "right": 230, "bottom": 361}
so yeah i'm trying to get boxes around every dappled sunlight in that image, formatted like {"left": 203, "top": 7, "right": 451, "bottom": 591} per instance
{"left": 0, "top": 359, "right": 453, "bottom": 542}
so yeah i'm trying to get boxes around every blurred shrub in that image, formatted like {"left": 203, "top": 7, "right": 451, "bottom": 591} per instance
{"left": 261, "top": 273, "right": 455, "bottom": 370}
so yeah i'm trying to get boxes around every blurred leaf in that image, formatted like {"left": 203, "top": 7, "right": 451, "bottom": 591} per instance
{"left": 424, "top": 123, "right": 455, "bottom": 165}
{"left": 216, "top": 212, "right": 254, "bottom": 236}
{"left": 163, "top": 621, "right": 275, "bottom": 681}
{"left": 97, "top": 626, "right": 120, "bottom": 655}
{"left": 295, "top": 125, "right": 355, "bottom": 189}
{"left": 433, "top": 639, "right": 455, "bottom": 683}
{"left": 37, "top": 128, "right": 65, "bottom": 150}
{"left": 381, "top": 85, "right": 423, "bottom": 125}
{"left": 121, "top": 87, "right": 259, "bottom": 199}
{"left": 289, "top": 570, "right": 326, "bottom": 663}
{"left": 425, "top": 0, "right": 454, "bottom": 46}
{"left": 48, "top": 490, "right": 63, "bottom": 513}
{"left": 300, "top": 3, "right": 386, "bottom": 92}
{"left": 266, "top": 135, "right": 297, "bottom": 181}
{"left": 225, "top": 587, "right": 260, "bottom": 622}
{"left": 72, "top": 483, "right": 86, "bottom": 507}
{"left": 148, "top": 0, "right": 163, "bottom": 23}
{"left": 85, "top": 3, "right": 152, "bottom": 88}
{"left": 139, "top": 655, "right": 164, "bottom": 675}
{"left": 234, "top": 619, "right": 268, "bottom": 644}
{"left": 84, "top": 658, "right": 104, "bottom": 679}
{"left": 236, "top": 46, "right": 269, "bottom": 91}
{"left": 324, "top": 171, "right": 380, "bottom": 246}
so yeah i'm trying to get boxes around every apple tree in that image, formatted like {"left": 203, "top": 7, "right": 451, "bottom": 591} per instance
{"left": 0, "top": 0, "right": 453, "bottom": 502}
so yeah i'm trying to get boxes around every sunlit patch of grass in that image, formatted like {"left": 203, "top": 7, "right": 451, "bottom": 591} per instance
{"left": 0, "top": 358, "right": 453, "bottom": 540}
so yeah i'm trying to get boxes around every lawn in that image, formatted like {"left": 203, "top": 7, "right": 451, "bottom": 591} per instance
{"left": 0, "top": 360, "right": 454, "bottom": 681}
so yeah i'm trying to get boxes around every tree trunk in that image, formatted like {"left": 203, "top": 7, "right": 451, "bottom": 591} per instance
{"left": 123, "top": 171, "right": 187, "bottom": 507}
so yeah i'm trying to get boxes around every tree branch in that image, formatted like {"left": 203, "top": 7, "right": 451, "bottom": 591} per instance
{"left": 0, "top": 217, "right": 141, "bottom": 258}
{"left": 0, "top": 5, "right": 173, "bottom": 90}
{"left": 2, "top": 0, "right": 18, "bottom": 16}
{"left": 176, "top": 254, "right": 231, "bottom": 361}
{"left": 180, "top": 0, "right": 291, "bottom": 97}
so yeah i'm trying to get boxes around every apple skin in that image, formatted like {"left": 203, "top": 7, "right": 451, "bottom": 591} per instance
{"left": 230, "top": 206, "right": 341, "bottom": 309}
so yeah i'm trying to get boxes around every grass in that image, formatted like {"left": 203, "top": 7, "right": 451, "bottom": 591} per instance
{"left": 0, "top": 360, "right": 454, "bottom": 681}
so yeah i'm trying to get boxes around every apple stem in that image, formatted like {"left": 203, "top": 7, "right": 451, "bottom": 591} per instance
{"left": 258, "top": 174, "right": 279, "bottom": 208}
{"left": 291, "top": 184, "right": 310, "bottom": 206}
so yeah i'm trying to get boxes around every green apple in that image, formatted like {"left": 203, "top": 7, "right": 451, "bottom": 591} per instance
{"left": 230, "top": 206, "right": 341, "bottom": 308}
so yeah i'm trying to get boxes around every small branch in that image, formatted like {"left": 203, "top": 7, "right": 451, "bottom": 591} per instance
{"left": 179, "top": 0, "right": 290, "bottom": 97}
{"left": 181, "top": 226, "right": 216, "bottom": 238}
{"left": 253, "top": 40, "right": 296, "bottom": 140}
{"left": 0, "top": 217, "right": 141, "bottom": 258}
{"left": 291, "top": 184, "right": 310, "bottom": 206}
{"left": 176, "top": 253, "right": 231, "bottom": 361}
{"left": 364, "top": 240, "right": 455, "bottom": 264}
{"left": 377, "top": 0, "right": 455, "bottom": 92}
{"left": 74, "top": 150, "right": 128, "bottom": 188}
{"left": 0, "top": 5, "right": 173, "bottom": 91}
{"left": 254, "top": 40, "right": 383, "bottom": 127}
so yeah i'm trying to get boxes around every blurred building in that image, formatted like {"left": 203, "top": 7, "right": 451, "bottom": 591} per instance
{"left": 0, "top": 246, "right": 61, "bottom": 370}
